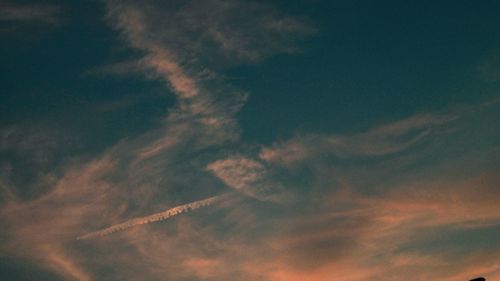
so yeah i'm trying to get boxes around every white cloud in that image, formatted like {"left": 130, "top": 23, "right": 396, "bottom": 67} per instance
{"left": 206, "top": 156, "right": 287, "bottom": 203}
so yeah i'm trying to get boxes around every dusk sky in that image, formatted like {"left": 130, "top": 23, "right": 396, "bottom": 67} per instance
{"left": 1, "top": 1, "right": 500, "bottom": 280}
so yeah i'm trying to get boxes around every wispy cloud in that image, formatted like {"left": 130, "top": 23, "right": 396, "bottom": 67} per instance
{"left": 106, "top": 0, "right": 313, "bottom": 66}
{"left": 84, "top": 59, "right": 145, "bottom": 78}
{"left": 0, "top": 2, "right": 61, "bottom": 24}
{"left": 0, "top": 125, "right": 81, "bottom": 201}
{"left": 260, "top": 112, "right": 456, "bottom": 165}
{"left": 1, "top": 155, "right": 118, "bottom": 281}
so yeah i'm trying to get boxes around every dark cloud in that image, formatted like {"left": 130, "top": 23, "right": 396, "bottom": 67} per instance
{"left": 0, "top": 2, "right": 61, "bottom": 25}
{"left": 0, "top": 125, "right": 81, "bottom": 201}
{"left": 0, "top": 2, "right": 62, "bottom": 37}
{"left": 479, "top": 56, "right": 500, "bottom": 81}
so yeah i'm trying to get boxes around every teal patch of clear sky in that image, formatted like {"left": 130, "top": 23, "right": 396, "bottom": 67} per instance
{"left": 231, "top": 0, "right": 500, "bottom": 143}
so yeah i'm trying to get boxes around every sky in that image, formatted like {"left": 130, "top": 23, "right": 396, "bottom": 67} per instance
{"left": 1, "top": 1, "right": 500, "bottom": 281}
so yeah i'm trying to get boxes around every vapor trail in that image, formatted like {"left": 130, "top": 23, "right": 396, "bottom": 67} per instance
{"left": 77, "top": 193, "right": 230, "bottom": 240}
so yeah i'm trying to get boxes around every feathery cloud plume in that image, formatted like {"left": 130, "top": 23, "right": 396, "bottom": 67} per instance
{"left": 260, "top": 112, "right": 456, "bottom": 165}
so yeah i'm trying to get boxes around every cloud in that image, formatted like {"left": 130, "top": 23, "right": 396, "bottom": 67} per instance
{"left": 206, "top": 156, "right": 266, "bottom": 190}
{"left": 106, "top": 0, "right": 313, "bottom": 66}
{"left": 42, "top": 245, "right": 93, "bottom": 281}
{"left": 0, "top": 125, "right": 81, "bottom": 201}
{"left": 479, "top": 55, "right": 500, "bottom": 81}
{"left": 0, "top": 2, "right": 61, "bottom": 24}
{"left": 0, "top": 155, "right": 118, "bottom": 281}
{"left": 106, "top": 3, "right": 202, "bottom": 100}
{"left": 260, "top": 112, "right": 456, "bottom": 165}
{"left": 206, "top": 155, "right": 290, "bottom": 203}
{"left": 84, "top": 59, "right": 145, "bottom": 78}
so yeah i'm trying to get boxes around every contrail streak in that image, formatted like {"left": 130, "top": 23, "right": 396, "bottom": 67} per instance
{"left": 77, "top": 193, "right": 230, "bottom": 240}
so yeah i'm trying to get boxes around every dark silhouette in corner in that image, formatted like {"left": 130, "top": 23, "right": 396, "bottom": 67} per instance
{"left": 470, "top": 278, "right": 485, "bottom": 281}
